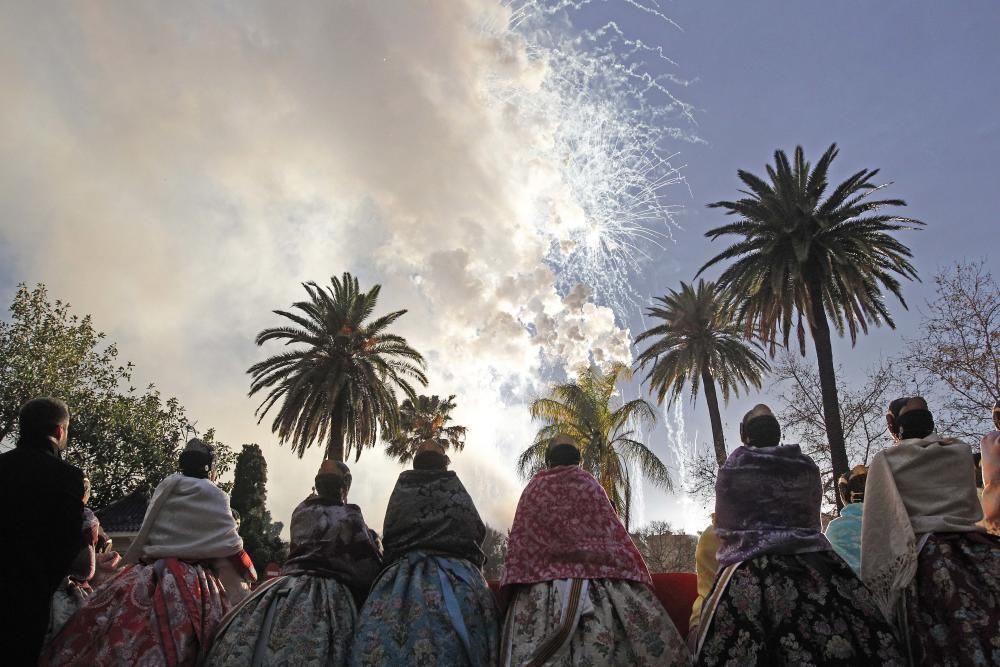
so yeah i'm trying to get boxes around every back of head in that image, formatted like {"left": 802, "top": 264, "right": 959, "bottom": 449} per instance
{"left": 545, "top": 434, "right": 582, "bottom": 468}
{"left": 315, "top": 460, "right": 352, "bottom": 501}
{"left": 886, "top": 396, "right": 934, "bottom": 441}
{"left": 740, "top": 404, "right": 781, "bottom": 447}
{"left": 838, "top": 464, "right": 868, "bottom": 505}
{"left": 178, "top": 438, "right": 215, "bottom": 479}
{"left": 17, "top": 396, "right": 69, "bottom": 444}
{"left": 412, "top": 440, "right": 450, "bottom": 471}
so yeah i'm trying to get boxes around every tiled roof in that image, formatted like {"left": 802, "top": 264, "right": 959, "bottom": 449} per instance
{"left": 97, "top": 488, "right": 149, "bottom": 533}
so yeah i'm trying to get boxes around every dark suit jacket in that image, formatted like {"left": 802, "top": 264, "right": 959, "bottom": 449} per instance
{"left": 0, "top": 437, "right": 85, "bottom": 666}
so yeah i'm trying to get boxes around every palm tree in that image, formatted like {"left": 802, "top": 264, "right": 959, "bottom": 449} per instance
{"left": 384, "top": 394, "right": 467, "bottom": 463}
{"left": 517, "top": 363, "right": 670, "bottom": 529}
{"left": 699, "top": 144, "right": 922, "bottom": 490}
{"left": 248, "top": 273, "right": 427, "bottom": 462}
{"left": 635, "top": 280, "right": 770, "bottom": 466}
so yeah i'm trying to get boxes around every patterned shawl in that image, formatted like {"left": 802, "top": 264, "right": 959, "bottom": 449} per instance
{"left": 861, "top": 435, "right": 984, "bottom": 619}
{"left": 382, "top": 469, "right": 486, "bottom": 567}
{"left": 68, "top": 508, "right": 100, "bottom": 582}
{"left": 281, "top": 495, "right": 383, "bottom": 603}
{"left": 124, "top": 473, "right": 243, "bottom": 564}
{"left": 501, "top": 465, "right": 651, "bottom": 587}
{"left": 981, "top": 431, "right": 1000, "bottom": 532}
{"left": 714, "top": 445, "right": 831, "bottom": 568}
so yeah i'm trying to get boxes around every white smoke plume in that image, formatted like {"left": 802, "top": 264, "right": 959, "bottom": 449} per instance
{"left": 0, "top": 1, "right": 690, "bottom": 531}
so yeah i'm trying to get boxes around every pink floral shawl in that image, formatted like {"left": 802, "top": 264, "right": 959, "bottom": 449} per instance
{"left": 501, "top": 465, "right": 651, "bottom": 588}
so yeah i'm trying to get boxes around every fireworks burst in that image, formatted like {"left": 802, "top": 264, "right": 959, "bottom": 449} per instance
{"left": 485, "top": 0, "right": 698, "bottom": 318}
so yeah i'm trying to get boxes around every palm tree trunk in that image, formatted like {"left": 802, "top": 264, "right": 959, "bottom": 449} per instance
{"left": 326, "top": 418, "right": 346, "bottom": 462}
{"left": 700, "top": 370, "right": 728, "bottom": 466}
{"left": 807, "top": 281, "right": 849, "bottom": 507}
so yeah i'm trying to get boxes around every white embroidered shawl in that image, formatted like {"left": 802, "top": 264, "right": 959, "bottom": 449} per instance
{"left": 124, "top": 473, "right": 243, "bottom": 563}
{"left": 860, "top": 435, "right": 983, "bottom": 620}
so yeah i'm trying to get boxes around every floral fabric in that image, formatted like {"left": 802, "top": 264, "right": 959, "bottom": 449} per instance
{"left": 381, "top": 469, "right": 486, "bottom": 568}
{"left": 204, "top": 574, "right": 359, "bottom": 667}
{"left": 502, "top": 578, "right": 688, "bottom": 667}
{"left": 901, "top": 532, "right": 1000, "bottom": 667}
{"left": 695, "top": 552, "right": 905, "bottom": 667}
{"left": 714, "top": 445, "right": 831, "bottom": 568}
{"left": 824, "top": 502, "right": 863, "bottom": 575}
{"left": 40, "top": 558, "right": 228, "bottom": 666}
{"left": 350, "top": 552, "right": 500, "bottom": 667}
{"left": 502, "top": 466, "right": 651, "bottom": 587}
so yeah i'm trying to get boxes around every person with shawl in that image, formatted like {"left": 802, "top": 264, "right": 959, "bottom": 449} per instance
{"left": 687, "top": 514, "right": 719, "bottom": 652}
{"left": 980, "top": 399, "right": 1000, "bottom": 533}
{"left": 694, "top": 405, "right": 903, "bottom": 667}
{"left": 351, "top": 441, "right": 500, "bottom": 667}
{"left": 501, "top": 437, "right": 687, "bottom": 667}
{"left": 41, "top": 439, "right": 255, "bottom": 667}
{"left": 824, "top": 464, "right": 867, "bottom": 576}
{"left": 862, "top": 396, "right": 1000, "bottom": 666}
{"left": 205, "top": 460, "right": 383, "bottom": 666}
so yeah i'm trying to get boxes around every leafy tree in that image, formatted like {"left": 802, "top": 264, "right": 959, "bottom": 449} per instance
{"left": 630, "top": 520, "right": 696, "bottom": 573}
{"left": 230, "top": 444, "right": 287, "bottom": 572}
{"left": 902, "top": 260, "right": 1000, "bottom": 440}
{"left": 700, "top": 144, "right": 923, "bottom": 492}
{"left": 517, "top": 363, "right": 670, "bottom": 529}
{"left": 636, "top": 280, "right": 769, "bottom": 466}
{"left": 384, "top": 394, "right": 467, "bottom": 464}
{"left": 1, "top": 283, "right": 234, "bottom": 509}
{"left": 248, "top": 273, "right": 427, "bottom": 462}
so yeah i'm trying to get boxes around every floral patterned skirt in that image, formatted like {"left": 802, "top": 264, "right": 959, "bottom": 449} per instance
{"left": 695, "top": 552, "right": 904, "bottom": 667}
{"left": 40, "top": 559, "right": 228, "bottom": 667}
{"left": 902, "top": 532, "right": 1000, "bottom": 667}
{"left": 350, "top": 552, "right": 500, "bottom": 667}
{"left": 203, "top": 574, "right": 358, "bottom": 667}
{"left": 501, "top": 578, "right": 688, "bottom": 667}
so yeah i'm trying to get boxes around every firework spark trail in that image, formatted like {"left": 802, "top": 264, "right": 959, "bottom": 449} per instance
{"left": 488, "top": 0, "right": 698, "bottom": 320}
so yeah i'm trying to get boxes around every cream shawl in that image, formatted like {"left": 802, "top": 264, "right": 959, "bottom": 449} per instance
{"left": 124, "top": 473, "right": 243, "bottom": 564}
{"left": 861, "top": 434, "right": 984, "bottom": 620}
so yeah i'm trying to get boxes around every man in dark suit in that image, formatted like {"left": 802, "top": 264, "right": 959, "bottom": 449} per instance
{"left": 0, "top": 398, "right": 85, "bottom": 665}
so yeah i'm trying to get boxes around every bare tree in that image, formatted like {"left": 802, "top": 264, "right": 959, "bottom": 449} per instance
{"left": 631, "top": 520, "right": 697, "bottom": 573}
{"left": 773, "top": 352, "right": 901, "bottom": 506}
{"left": 684, "top": 454, "right": 719, "bottom": 506}
{"left": 903, "top": 261, "right": 1000, "bottom": 440}
{"left": 481, "top": 524, "right": 509, "bottom": 581}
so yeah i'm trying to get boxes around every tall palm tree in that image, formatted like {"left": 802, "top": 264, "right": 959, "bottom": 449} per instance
{"left": 248, "top": 273, "right": 427, "bottom": 462}
{"left": 699, "top": 144, "right": 923, "bottom": 490}
{"left": 635, "top": 280, "right": 770, "bottom": 466}
{"left": 517, "top": 363, "right": 670, "bottom": 529}
{"left": 384, "top": 393, "right": 467, "bottom": 464}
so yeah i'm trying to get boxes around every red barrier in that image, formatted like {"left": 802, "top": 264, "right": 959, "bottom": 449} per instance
{"left": 488, "top": 573, "right": 698, "bottom": 637}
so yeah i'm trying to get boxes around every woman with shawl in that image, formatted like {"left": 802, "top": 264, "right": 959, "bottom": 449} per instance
{"left": 205, "top": 460, "right": 383, "bottom": 666}
{"left": 694, "top": 405, "right": 903, "bottom": 667}
{"left": 501, "top": 437, "right": 687, "bottom": 667}
{"left": 862, "top": 396, "right": 1000, "bottom": 666}
{"left": 350, "top": 441, "right": 500, "bottom": 666}
{"left": 41, "top": 439, "right": 255, "bottom": 667}
{"left": 824, "top": 464, "right": 867, "bottom": 576}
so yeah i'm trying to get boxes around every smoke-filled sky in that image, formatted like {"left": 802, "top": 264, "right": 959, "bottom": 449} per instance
{"left": 2, "top": 1, "right": 998, "bottom": 535}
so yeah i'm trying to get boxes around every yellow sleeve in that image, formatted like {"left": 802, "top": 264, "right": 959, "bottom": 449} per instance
{"left": 689, "top": 524, "right": 720, "bottom": 629}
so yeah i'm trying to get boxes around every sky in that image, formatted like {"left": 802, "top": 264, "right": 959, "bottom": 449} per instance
{"left": 1, "top": 1, "right": 998, "bottom": 535}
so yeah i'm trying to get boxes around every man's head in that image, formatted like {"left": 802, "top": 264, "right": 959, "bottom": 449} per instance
{"left": 886, "top": 396, "right": 934, "bottom": 441}
{"left": 739, "top": 404, "right": 781, "bottom": 447}
{"left": 17, "top": 397, "right": 70, "bottom": 451}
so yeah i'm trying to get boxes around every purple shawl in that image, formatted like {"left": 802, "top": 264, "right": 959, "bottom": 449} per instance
{"left": 715, "top": 444, "right": 831, "bottom": 567}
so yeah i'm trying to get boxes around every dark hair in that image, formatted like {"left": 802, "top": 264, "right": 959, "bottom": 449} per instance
{"left": 546, "top": 443, "right": 582, "bottom": 468}
{"left": 838, "top": 467, "right": 868, "bottom": 505}
{"left": 974, "top": 452, "right": 984, "bottom": 489}
{"left": 179, "top": 450, "right": 213, "bottom": 478}
{"left": 743, "top": 415, "right": 781, "bottom": 448}
{"left": 413, "top": 450, "right": 450, "bottom": 471}
{"left": 18, "top": 397, "right": 70, "bottom": 441}
{"left": 315, "top": 472, "right": 351, "bottom": 500}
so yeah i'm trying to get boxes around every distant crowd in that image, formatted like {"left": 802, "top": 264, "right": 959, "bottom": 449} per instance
{"left": 2, "top": 395, "right": 999, "bottom": 666}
